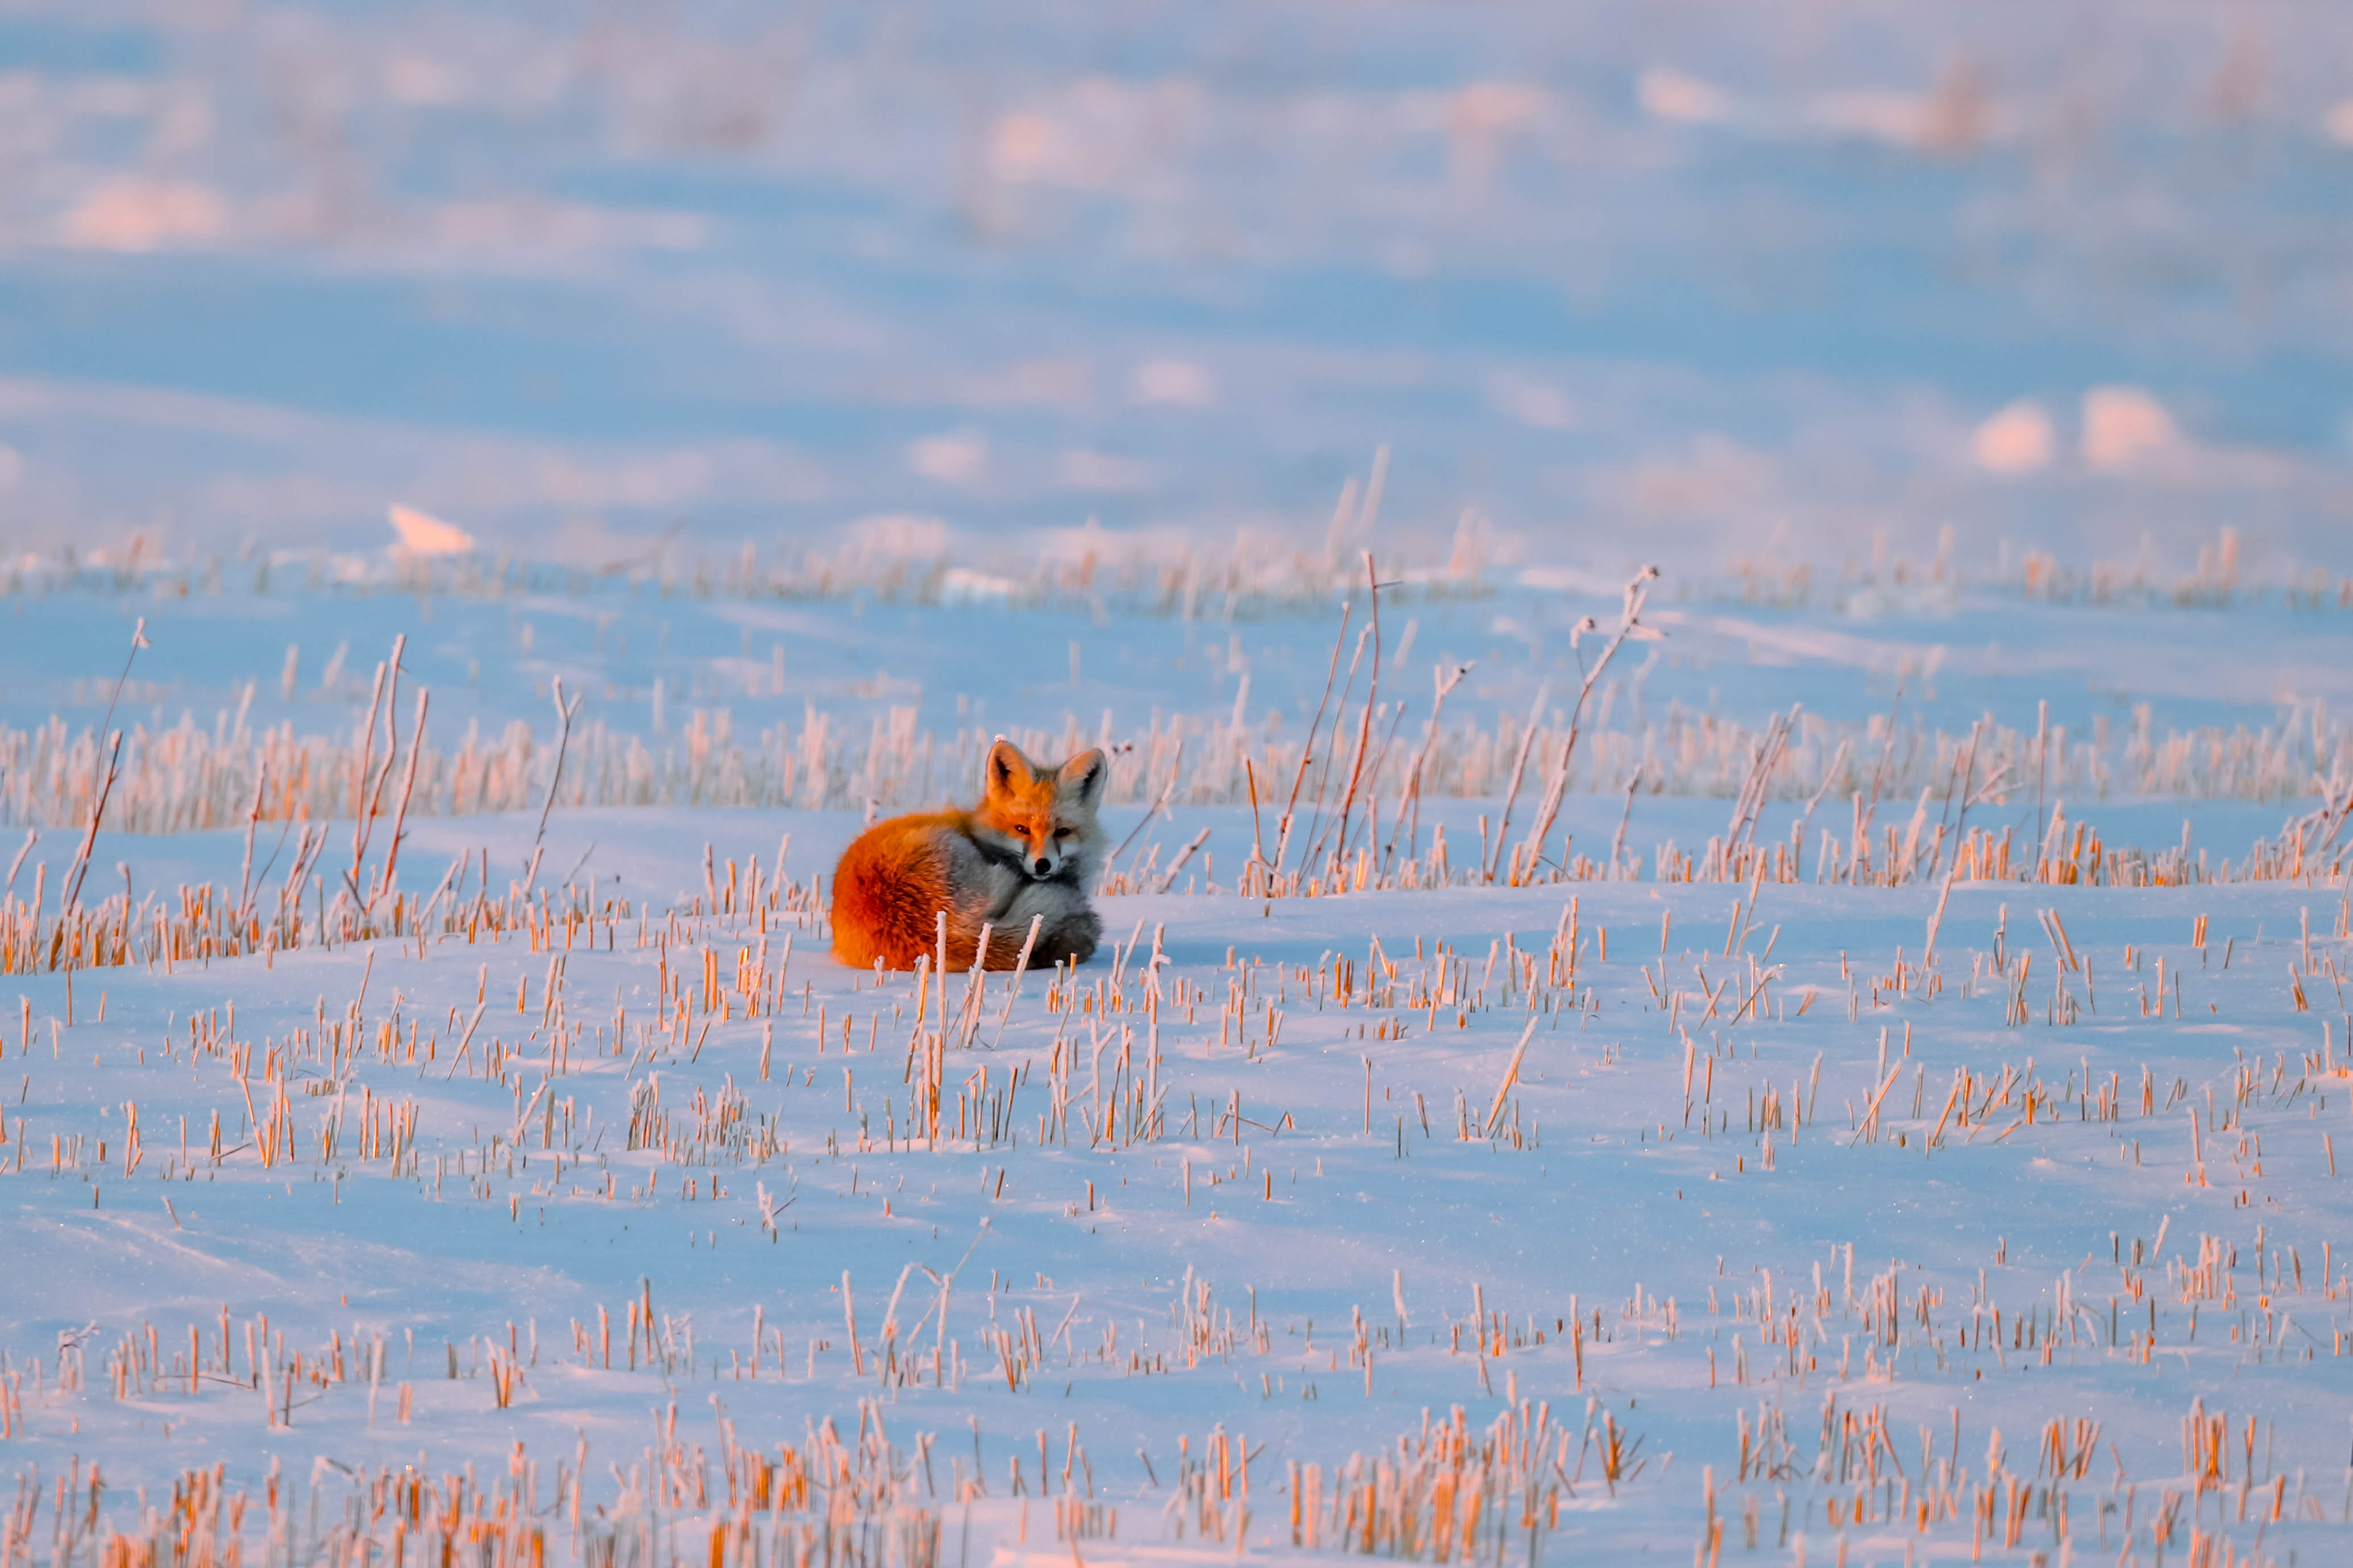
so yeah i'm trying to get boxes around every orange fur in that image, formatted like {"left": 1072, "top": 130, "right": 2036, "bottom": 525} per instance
{"left": 830, "top": 740, "right": 1106, "bottom": 971}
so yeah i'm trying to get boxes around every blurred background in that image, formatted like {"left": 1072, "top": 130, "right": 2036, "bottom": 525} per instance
{"left": 3, "top": 0, "right": 2351, "bottom": 579}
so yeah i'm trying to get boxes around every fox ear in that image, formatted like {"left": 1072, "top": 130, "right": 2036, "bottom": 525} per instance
{"left": 1059, "top": 748, "right": 1107, "bottom": 805}
{"left": 985, "top": 738, "right": 1034, "bottom": 797}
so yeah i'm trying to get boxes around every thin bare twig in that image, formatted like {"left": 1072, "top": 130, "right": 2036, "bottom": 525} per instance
{"left": 1791, "top": 738, "right": 1850, "bottom": 880}
{"left": 1103, "top": 739, "right": 1182, "bottom": 875}
{"left": 1723, "top": 704, "right": 1799, "bottom": 864}
{"left": 1333, "top": 696, "right": 1410, "bottom": 862}
{"left": 235, "top": 757, "right": 269, "bottom": 928}
{"left": 1484, "top": 1014, "right": 1541, "bottom": 1137}
{"left": 3, "top": 829, "right": 35, "bottom": 900}
{"left": 1297, "top": 622, "right": 1374, "bottom": 864}
{"left": 1384, "top": 662, "right": 1470, "bottom": 870}
{"left": 1273, "top": 602, "right": 1351, "bottom": 871}
{"left": 1484, "top": 679, "right": 1551, "bottom": 882}
{"left": 367, "top": 687, "right": 429, "bottom": 916}
{"left": 524, "top": 676, "right": 584, "bottom": 893}
{"left": 1323, "top": 552, "right": 1385, "bottom": 868}
{"left": 340, "top": 644, "right": 392, "bottom": 899}
{"left": 1516, "top": 566, "right": 1663, "bottom": 879}
{"left": 1609, "top": 764, "right": 1643, "bottom": 879}
{"left": 1156, "top": 828, "right": 1214, "bottom": 893}
{"left": 61, "top": 617, "right": 149, "bottom": 910}
{"left": 1245, "top": 759, "right": 1266, "bottom": 874}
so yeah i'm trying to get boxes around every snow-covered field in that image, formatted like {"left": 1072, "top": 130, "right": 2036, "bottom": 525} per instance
{"left": 3, "top": 570, "right": 2353, "bottom": 1568}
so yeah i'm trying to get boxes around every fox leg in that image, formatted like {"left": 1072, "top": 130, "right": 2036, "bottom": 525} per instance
{"left": 1032, "top": 902, "right": 1102, "bottom": 966}
{"left": 970, "top": 879, "right": 1044, "bottom": 971}
{"left": 994, "top": 882, "right": 1101, "bottom": 968}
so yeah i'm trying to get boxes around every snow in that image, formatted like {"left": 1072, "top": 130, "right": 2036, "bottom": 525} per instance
{"left": 2, "top": 769, "right": 2350, "bottom": 1564}
{"left": 1, "top": 552, "right": 2350, "bottom": 1567}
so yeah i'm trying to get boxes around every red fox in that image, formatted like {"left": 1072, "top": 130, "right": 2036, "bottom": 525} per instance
{"left": 830, "top": 738, "right": 1107, "bottom": 971}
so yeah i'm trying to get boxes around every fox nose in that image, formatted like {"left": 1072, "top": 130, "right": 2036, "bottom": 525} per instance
{"left": 1033, "top": 856, "right": 1052, "bottom": 875}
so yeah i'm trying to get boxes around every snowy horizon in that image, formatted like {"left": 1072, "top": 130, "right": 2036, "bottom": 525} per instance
{"left": 0, "top": 2, "right": 2348, "bottom": 574}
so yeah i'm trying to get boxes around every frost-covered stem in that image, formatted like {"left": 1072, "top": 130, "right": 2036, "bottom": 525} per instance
{"left": 368, "top": 688, "right": 429, "bottom": 916}
{"left": 1483, "top": 1016, "right": 1540, "bottom": 1136}
{"left": 1102, "top": 745, "right": 1181, "bottom": 881}
{"left": 1156, "top": 827, "right": 1213, "bottom": 894}
{"left": 60, "top": 730, "right": 122, "bottom": 913}
{"left": 1327, "top": 696, "right": 1409, "bottom": 864}
{"left": 62, "top": 617, "right": 148, "bottom": 911}
{"left": 1325, "top": 552, "right": 1385, "bottom": 870}
{"left": 525, "top": 677, "right": 582, "bottom": 894}
{"left": 1723, "top": 706, "right": 1799, "bottom": 868}
{"left": 1791, "top": 739, "right": 1850, "bottom": 882}
{"left": 1484, "top": 680, "right": 1551, "bottom": 882}
{"left": 235, "top": 756, "right": 269, "bottom": 928}
{"left": 1273, "top": 601, "right": 1351, "bottom": 872}
{"left": 1517, "top": 569, "right": 1659, "bottom": 880}
{"left": 1609, "top": 764, "right": 1643, "bottom": 880}
{"left": 1385, "top": 662, "right": 1470, "bottom": 872}
{"left": 990, "top": 915, "right": 1046, "bottom": 1047}
{"left": 341, "top": 642, "right": 394, "bottom": 904}
{"left": 1298, "top": 623, "right": 1373, "bottom": 870}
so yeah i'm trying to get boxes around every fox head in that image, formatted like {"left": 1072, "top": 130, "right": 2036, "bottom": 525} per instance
{"left": 977, "top": 738, "right": 1107, "bottom": 881}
